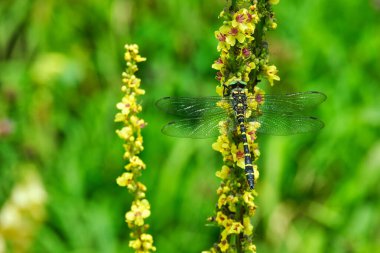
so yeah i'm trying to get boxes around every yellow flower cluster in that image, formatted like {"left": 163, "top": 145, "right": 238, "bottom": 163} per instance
{"left": 208, "top": 118, "right": 260, "bottom": 252}
{"left": 129, "top": 233, "right": 155, "bottom": 253}
{"left": 212, "top": 3, "right": 280, "bottom": 89}
{"left": 115, "top": 44, "right": 156, "bottom": 253}
{"left": 126, "top": 199, "right": 151, "bottom": 227}
{"left": 212, "top": 122, "right": 260, "bottom": 171}
{"left": 212, "top": 6, "right": 259, "bottom": 86}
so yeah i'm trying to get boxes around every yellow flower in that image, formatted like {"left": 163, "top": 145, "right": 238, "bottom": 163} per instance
{"left": 215, "top": 29, "right": 230, "bottom": 51}
{"left": 215, "top": 211, "right": 228, "bottom": 226}
{"left": 211, "top": 58, "right": 224, "bottom": 71}
{"left": 246, "top": 244, "right": 257, "bottom": 253}
{"left": 123, "top": 74, "right": 139, "bottom": 88}
{"left": 130, "top": 115, "right": 147, "bottom": 129}
{"left": 232, "top": 9, "right": 255, "bottom": 35}
{"left": 254, "top": 87, "right": 265, "bottom": 105}
{"left": 129, "top": 238, "right": 142, "bottom": 250}
{"left": 218, "top": 238, "right": 229, "bottom": 252}
{"left": 212, "top": 135, "right": 233, "bottom": 163}
{"left": 218, "top": 194, "right": 238, "bottom": 211}
{"left": 246, "top": 122, "right": 260, "bottom": 143}
{"left": 264, "top": 64, "right": 280, "bottom": 86}
{"left": 125, "top": 199, "right": 151, "bottom": 226}
{"left": 136, "top": 183, "right": 147, "bottom": 198}
{"left": 116, "top": 172, "right": 134, "bottom": 187}
{"left": 129, "top": 155, "right": 146, "bottom": 169}
{"left": 116, "top": 95, "right": 139, "bottom": 116}
{"left": 271, "top": 21, "right": 278, "bottom": 29}
{"left": 250, "top": 143, "right": 260, "bottom": 159}
{"left": 220, "top": 220, "right": 244, "bottom": 240}
{"left": 221, "top": 186, "right": 230, "bottom": 193}
{"left": 243, "top": 191, "right": 254, "bottom": 204}
{"left": 134, "top": 136, "right": 144, "bottom": 152}
{"left": 215, "top": 85, "right": 224, "bottom": 97}
{"left": 217, "top": 193, "right": 228, "bottom": 208}
{"left": 134, "top": 55, "right": 147, "bottom": 62}
{"left": 125, "top": 44, "right": 147, "bottom": 62}
{"left": 243, "top": 216, "right": 253, "bottom": 236}
{"left": 245, "top": 61, "right": 256, "bottom": 72}
{"left": 141, "top": 233, "right": 156, "bottom": 251}
{"left": 219, "top": 24, "right": 246, "bottom": 47}
{"left": 243, "top": 191, "right": 257, "bottom": 216}
{"left": 227, "top": 221, "right": 244, "bottom": 235}
{"left": 253, "top": 165, "right": 260, "bottom": 182}
{"left": 231, "top": 143, "right": 245, "bottom": 169}
{"left": 215, "top": 165, "right": 230, "bottom": 179}
{"left": 116, "top": 126, "right": 133, "bottom": 140}
{"left": 217, "top": 185, "right": 231, "bottom": 195}
{"left": 227, "top": 195, "right": 238, "bottom": 212}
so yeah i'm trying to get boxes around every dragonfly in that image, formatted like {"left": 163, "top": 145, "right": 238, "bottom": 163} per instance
{"left": 156, "top": 81, "right": 326, "bottom": 190}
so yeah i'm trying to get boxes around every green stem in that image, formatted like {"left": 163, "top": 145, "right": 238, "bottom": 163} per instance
{"left": 250, "top": 3, "right": 268, "bottom": 89}
{"left": 229, "top": 0, "right": 237, "bottom": 13}
{"left": 231, "top": 0, "right": 237, "bottom": 10}
{"left": 234, "top": 202, "right": 244, "bottom": 253}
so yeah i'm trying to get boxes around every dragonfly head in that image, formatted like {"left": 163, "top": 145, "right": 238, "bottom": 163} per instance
{"left": 223, "top": 80, "right": 247, "bottom": 96}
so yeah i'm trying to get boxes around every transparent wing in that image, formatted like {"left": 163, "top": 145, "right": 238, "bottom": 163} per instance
{"left": 249, "top": 91, "right": 326, "bottom": 114}
{"left": 161, "top": 113, "right": 234, "bottom": 138}
{"left": 156, "top": 96, "right": 231, "bottom": 117}
{"left": 249, "top": 113, "right": 325, "bottom": 135}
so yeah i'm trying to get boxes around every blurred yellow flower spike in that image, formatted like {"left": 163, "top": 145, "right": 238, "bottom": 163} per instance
{"left": 0, "top": 167, "right": 47, "bottom": 253}
{"left": 129, "top": 233, "right": 156, "bottom": 253}
{"left": 115, "top": 44, "right": 155, "bottom": 252}
{"left": 206, "top": 1, "right": 281, "bottom": 252}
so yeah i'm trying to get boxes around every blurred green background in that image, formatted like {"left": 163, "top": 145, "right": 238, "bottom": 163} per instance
{"left": 1, "top": 0, "right": 380, "bottom": 252}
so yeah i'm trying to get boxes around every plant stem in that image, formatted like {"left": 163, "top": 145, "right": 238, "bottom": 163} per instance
{"left": 230, "top": 0, "right": 237, "bottom": 12}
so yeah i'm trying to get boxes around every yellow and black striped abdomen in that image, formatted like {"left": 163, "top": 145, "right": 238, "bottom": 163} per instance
{"left": 231, "top": 88, "right": 255, "bottom": 189}
{"left": 236, "top": 113, "right": 255, "bottom": 189}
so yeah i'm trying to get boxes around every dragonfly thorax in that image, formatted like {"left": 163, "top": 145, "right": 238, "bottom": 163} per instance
{"left": 223, "top": 80, "right": 247, "bottom": 96}
{"left": 231, "top": 87, "right": 248, "bottom": 116}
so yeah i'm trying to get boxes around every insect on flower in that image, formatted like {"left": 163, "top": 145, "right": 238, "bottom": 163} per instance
{"left": 156, "top": 81, "right": 326, "bottom": 189}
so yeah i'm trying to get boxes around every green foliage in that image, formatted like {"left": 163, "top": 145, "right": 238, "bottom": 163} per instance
{"left": 0, "top": 0, "right": 379, "bottom": 252}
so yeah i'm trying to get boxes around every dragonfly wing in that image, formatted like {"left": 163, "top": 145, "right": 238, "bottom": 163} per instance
{"left": 248, "top": 113, "right": 325, "bottom": 135}
{"left": 156, "top": 96, "right": 230, "bottom": 117}
{"left": 161, "top": 113, "right": 233, "bottom": 138}
{"left": 253, "top": 91, "right": 327, "bottom": 114}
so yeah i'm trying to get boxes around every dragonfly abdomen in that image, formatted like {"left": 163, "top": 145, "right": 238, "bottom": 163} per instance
{"left": 236, "top": 114, "right": 255, "bottom": 189}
